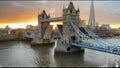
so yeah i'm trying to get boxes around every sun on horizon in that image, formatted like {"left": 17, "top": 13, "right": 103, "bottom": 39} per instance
{"left": 0, "top": 21, "right": 120, "bottom": 29}
{"left": 0, "top": 21, "right": 38, "bottom": 29}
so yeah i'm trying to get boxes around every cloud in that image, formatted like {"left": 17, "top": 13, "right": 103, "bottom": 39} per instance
{"left": 0, "top": 1, "right": 120, "bottom": 28}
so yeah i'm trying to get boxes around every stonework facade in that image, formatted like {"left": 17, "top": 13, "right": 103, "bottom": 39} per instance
{"left": 35, "top": 2, "right": 85, "bottom": 53}
{"left": 62, "top": 2, "right": 82, "bottom": 44}
{"left": 37, "top": 2, "right": 83, "bottom": 44}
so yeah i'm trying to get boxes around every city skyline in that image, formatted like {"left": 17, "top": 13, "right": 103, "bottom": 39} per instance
{"left": 0, "top": 1, "right": 120, "bottom": 28}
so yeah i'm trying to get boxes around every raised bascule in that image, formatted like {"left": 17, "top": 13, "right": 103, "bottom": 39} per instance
{"left": 30, "top": 1, "right": 120, "bottom": 55}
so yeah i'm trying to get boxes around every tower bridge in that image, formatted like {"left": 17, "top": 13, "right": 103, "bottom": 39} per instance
{"left": 29, "top": 1, "right": 120, "bottom": 55}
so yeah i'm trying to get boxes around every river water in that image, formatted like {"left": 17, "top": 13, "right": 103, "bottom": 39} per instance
{"left": 0, "top": 38, "right": 120, "bottom": 67}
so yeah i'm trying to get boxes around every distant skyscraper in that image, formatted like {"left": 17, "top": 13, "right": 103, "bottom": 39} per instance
{"left": 88, "top": 0, "right": 98, "bottom": 28}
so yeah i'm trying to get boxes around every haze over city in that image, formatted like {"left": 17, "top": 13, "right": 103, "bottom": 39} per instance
{"left": 0, "top": 1, "right": 120, "bottom": 28}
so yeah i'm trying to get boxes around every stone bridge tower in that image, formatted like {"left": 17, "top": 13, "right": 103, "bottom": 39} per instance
{"left": 31, "top": 2, "right": 84, "bottom": 53}
{"left": 55, "top": 2, "right": 84, "bottom": 53}
{"left": 34, "top": 10, "right": 53, "bottom": 44}
{"left": 62, "top": 2, "right": 81, "bottom": 44}
{"left": 38, "top": 10, "right": 50, "bottom": 38}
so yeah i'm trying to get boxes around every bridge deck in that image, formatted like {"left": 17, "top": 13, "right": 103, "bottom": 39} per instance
{"left": 71, "top": 42, "right": 120, "bottom": 55}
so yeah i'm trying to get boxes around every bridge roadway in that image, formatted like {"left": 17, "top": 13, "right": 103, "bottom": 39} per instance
{"left": 71, "top": 42, "right": 120, "bottom": 55}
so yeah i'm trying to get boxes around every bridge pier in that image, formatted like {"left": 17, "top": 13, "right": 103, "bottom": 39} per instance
{"left": 55, "top": 39, "right": 84, "bottom": 54}
{"left": 54, "top": 2, "right": 85, "bottom": 54}
{"left": 31, "top": 38, "right": 54, "bottom": 45}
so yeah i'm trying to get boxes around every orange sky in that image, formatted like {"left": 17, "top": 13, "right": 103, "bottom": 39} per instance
{"left": 0, "top": 1, "right": 120, "bottom": 29}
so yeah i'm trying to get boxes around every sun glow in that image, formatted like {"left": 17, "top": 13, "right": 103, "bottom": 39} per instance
{"left": 0, "top": 21, "right": 38, "bottom": 29}
{"left": 28, "top": 21, "right": 38, "bottom": 26}
{"left": 50, "top": 23, "right": 57, "bottom": 30}
{"left": 110, "top": 24, "right": 120, "bottom": 29}
{"left": 50, "top": 21, "right": 63, "bottom": 30}
{"left": 8, "top": 24, "right": 26, "bottom": 29}
{"left": 0, "top": 24, "right": 26, "bottom": 29}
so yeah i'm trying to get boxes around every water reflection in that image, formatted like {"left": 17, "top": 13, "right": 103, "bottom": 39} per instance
{"left": 31, "top": 45, "right": 57, "bottom": 67}
{"left": 55, "top": 54, "right": 84, "bottom": 67}
{"left": 0, "top": 38, "right": 120, "bottom": 67}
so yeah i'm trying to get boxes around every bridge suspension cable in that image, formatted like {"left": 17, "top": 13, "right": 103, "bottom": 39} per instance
{"left": 78, "top": 19, "right": 120, "bottom": 48}
{"left": 69, "top": 20, "right": 107, "bottom": 48}
{"left": 69, "top": 20, "right": 120, "bottom": 55}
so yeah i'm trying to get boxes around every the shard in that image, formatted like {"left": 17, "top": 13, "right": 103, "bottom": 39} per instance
{"left": 88, "top": 0, "right": 97, "bottom": 28}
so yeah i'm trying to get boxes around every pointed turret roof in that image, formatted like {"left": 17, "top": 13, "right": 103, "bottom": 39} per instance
{"left": 67, "top": 2, "right": 75, "bottom": 10}
{"left": 77, "top": 7, "right": 79, "bottom": 12}
{"left": 40, "top": 10, "right": 47, "bottom": 17}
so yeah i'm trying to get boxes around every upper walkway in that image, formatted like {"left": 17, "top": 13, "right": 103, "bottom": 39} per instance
{"left": 40, "top": 17, "right": 63, "bottom": 22}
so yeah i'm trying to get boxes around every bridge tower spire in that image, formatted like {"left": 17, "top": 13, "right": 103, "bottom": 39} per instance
{"left": 62, "top": 1, "right": 81, "bottom": 44}
{"left": 88, "top": 0, "right": 97, "bottom": 29}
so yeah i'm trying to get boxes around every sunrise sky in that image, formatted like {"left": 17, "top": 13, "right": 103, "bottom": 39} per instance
{"left": 0, "top": 0, "right": 120, "bottom": 28}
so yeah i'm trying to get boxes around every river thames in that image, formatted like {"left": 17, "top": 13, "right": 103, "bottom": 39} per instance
{"left": 0, "top": 37, "right": 120, "bottom": 67}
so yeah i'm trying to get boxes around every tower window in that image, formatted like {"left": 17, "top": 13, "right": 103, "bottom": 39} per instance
{"left": 70, "top": 10, "right": 72, "bottom": 13}
{"left": 76, "top": 11, "right": 77, "bottom": 14}
{"left": 42, "top": 16, "right": 44, "bottom": 18}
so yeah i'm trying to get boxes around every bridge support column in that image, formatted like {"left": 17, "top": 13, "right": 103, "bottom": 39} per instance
{"left": 54, "top": 1, "right": 85, "bottom": 54}
{"left": 55, "top": 39, "right": 84, "bottom": 54}
{"left": 31, "top": 10, "right": 55, "bottom": 45}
